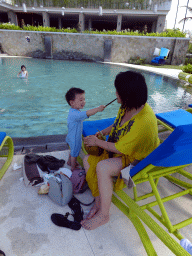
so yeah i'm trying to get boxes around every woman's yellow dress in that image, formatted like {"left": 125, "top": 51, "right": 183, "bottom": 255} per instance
{"left": 86, "top": 103, "right": 160, "bottom": 197}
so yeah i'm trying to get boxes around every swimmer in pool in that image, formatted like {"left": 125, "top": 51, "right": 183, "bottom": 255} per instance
{"left": 17, "top": 65, "right": 28, "bottom": 78}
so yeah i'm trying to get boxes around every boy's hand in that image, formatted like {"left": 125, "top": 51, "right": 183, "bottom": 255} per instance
{"left": 98, "top": 105, "right": 105, "bottom": 112}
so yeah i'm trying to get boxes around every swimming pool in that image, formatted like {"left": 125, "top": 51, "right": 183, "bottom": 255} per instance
{"left": 0, "top": 57, "right": 191, "bottom": 138}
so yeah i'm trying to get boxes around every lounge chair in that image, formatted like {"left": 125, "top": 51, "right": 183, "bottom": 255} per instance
{"left": 156, "top": 108, "right": 192, "bottom": 132}
{"left": 0, "top": 132, "right": 14, "bottom": 180}
{"left": 82, "top": 119, "right": 192, "bottom": 255}
{"left": 151, "top": 47, "right": 170, "bottom": 65}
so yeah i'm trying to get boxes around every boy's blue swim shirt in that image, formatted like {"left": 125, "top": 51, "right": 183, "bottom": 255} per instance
{"left": 66, "top": 108, "right": 88, "bottom": 157}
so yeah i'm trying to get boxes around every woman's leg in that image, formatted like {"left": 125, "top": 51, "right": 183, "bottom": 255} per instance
{"left": 81, "top": 157, "right": 123, "bottom": 230}
{"left": 82, "top": 155, "right": 101, "bottom": 222}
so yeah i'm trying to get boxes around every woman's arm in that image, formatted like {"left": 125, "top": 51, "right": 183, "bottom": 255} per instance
{"left": 84, "top": 135, "right": 122, "bottom": 154}
{"left": 99, "top": 124, "right": 113, "bottom": 136}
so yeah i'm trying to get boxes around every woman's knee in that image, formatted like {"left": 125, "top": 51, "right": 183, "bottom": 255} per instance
{"left": 96, "top": 158, "right": 122, "bottom": 177}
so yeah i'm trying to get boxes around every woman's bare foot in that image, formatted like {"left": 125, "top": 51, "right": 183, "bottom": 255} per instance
{"left": 81, "top": 196, "right": 100, "bottom": 224}
{"left": 81, "top": 211, "right": 109, "bottom": 230}
{"left": 81, "top": 204, "right": 99, "bottom": 223}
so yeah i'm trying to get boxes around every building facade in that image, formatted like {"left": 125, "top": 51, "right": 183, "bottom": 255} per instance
{"left": 0, "top": 0, "right": 172, "bottom": 33}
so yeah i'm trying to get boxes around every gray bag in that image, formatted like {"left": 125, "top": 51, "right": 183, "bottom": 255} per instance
{"left": 48, "top": 174, "right": 73, "bottom": 206}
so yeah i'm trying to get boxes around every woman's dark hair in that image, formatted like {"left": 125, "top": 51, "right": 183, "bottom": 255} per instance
{"left": 114, "top": 71, "right": 148, "bottom": 109}
{"left": 21, "top": 65, "right": 26, "bottom": 69}
{"left": 65, "top": 87, "right": 85, "bottom": 105}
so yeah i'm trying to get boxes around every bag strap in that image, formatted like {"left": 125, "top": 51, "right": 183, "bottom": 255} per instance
{"left": 73, "top": 196, "right": 95, "bottom": 206}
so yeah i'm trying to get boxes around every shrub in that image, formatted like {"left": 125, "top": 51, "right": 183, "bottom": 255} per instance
{"left": 182, "top": 64, "right": 192, "bottom": 74}
{"left": 22, "top": 25, "right": 78, "bottom": 33}
{"left": 188, "top": 43, "right": 192, "bottom": 54}
{"left": 128, "top": 56, "right": 146, "bottom": 65}
{"left": 0, "top": 23, "right": 186, "bottom": 38}
{"left": 84, "top": 28, "right": 186, "bottom": 37}
{"left": 0, "top": 23, "right": 20, "bottom": 30}
{"left": 185, "top": 58, "right": 192, "bottom": 65}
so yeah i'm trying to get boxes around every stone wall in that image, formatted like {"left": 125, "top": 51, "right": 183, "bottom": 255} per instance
{"left": 0, "top": 30, "right": 189, "bottom": 65}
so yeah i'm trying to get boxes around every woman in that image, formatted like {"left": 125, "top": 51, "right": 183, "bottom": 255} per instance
{"left": 81, "top": 71, "right": 160, "bottom": 230}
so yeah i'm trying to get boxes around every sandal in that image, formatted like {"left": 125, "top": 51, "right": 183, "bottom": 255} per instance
{"left": 51, "top": 213, "right": 81, "bottom": 231}
{"left": 68, "top": 196, "right": 84, "bottom": 223}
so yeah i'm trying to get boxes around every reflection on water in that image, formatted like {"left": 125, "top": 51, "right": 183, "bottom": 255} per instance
{"left": 147, "top": 72, "right": 191, "bottom": 113}
{"left": 0, "top": 58, "right": 191, "bottom": 137}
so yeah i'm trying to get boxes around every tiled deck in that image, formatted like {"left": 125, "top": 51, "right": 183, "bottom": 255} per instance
{"left": 1, "top": 149, "right": 192, "bottom": 256}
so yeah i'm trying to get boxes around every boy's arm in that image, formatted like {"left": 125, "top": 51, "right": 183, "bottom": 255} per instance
{"left": 86, "top": 105, "right": 105, "bottom": 117}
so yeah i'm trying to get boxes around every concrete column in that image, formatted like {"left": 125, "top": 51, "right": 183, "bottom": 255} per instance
{"left": 151, "top": 21, "right": 156, "bottom": 32}
{"left": 156, "top": 15, "right": 166, "bottom": 33}
{"left": 88, "top": 18, "right": 92, "bottom": 31}
{"left": 79, "top": 13, "right": 85, "bottom": 32}
{"left": 58, "top": 17, "right": 62, "bottom": 29}
{"left": 7, "top": 11, "right": 18, "bottom": 26}
{"left": 117, "top": 14, "right": 122, "bottom": 32}
{"left": 42, "top": 12, "right": 50, "bottom": 27}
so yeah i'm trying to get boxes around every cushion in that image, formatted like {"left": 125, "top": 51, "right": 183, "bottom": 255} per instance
{"left": 0, "top": 132, "right": 6, "bottom": 145}
{"left": 83, "top": 117, "right": 116, "bottom": 137}
{"left": 156, "top": 109, "right": 192, "bottom": 128}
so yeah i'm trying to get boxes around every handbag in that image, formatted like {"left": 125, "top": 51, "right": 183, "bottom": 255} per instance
{"left": 70, "top": 169, "right": 88, "bottom": 194}
{"left": 48, "top": 173, "right": 73, "bottom": 206}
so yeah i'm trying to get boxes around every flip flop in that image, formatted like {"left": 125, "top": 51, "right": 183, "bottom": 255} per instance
{"left": 51, "top": 213, "right": 81, "bottom": 231}
{"left": 68, "top": 196, "right": 84, "bottom": 223}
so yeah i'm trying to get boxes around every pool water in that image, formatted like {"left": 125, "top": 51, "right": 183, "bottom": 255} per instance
{"left": 0, "top": 57, "right": 191, "bottom": 138}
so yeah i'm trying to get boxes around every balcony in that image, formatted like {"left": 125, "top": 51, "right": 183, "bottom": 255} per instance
{"left": 5, "top": 0, "right": 172, "bottom": 11}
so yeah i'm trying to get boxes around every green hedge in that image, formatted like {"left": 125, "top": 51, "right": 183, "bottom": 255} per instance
{"left": 0, "top": 23, "right": 186, "bottom": 38}
{"left": 84, "top": 28, "right": 186, "bottom": 37}
{"left": 182, "top": 64, "right": 192, "bottom": 74}
{"left": 23, "top": 25, "right": 78, "bottom": 33}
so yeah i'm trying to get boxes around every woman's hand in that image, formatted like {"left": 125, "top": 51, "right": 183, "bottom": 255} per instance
{"left": 84, "top": 135, "right": 98, "bottom": 146}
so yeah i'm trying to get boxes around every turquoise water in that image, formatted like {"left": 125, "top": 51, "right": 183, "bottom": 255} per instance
{"left": 0, "top": 57, "right": 191, "bottom": 138}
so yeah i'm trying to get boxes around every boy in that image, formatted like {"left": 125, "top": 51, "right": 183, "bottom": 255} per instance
{"left": 65, "top": 87, "right": 105, "bottom": 171}
{"left": 17, "top": 65, "right": 28, "bottom": 78}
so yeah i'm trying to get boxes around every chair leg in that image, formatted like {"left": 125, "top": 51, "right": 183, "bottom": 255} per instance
{"left": 112, "top": 194, "right": 158, "bottom": 256}
{"left": 113, "top": 190, "right": 190, "bottom": 255}
{"left": 0, "top": 137, "right": 14, "bottom": 180}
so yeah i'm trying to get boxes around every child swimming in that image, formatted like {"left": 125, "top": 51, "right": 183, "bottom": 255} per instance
{"left": 17, "top": 65, "right": 28, "bottom": 78}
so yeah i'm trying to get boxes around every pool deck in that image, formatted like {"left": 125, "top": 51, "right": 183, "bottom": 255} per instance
{"left": 1, "top": 61, "right": 192, "bottom": 256}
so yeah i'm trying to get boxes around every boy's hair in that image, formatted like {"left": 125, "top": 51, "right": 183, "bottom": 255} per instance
{"left": 114, "top": 71, "right": 148, "bottom": 110}
{"left": 65, "top": 87, "right": 85, "bottom": 105}
{"left": 21, "top": 65, "right": 26, "bottom": 69}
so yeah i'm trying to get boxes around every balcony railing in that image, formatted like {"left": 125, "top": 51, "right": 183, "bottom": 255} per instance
{"left": 4, "top": 0, "right": 171, "bottom": 10}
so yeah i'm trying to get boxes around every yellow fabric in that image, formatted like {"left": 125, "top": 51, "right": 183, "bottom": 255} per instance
{"left": 86, "top": 103, "right": 160, "bottom": 197}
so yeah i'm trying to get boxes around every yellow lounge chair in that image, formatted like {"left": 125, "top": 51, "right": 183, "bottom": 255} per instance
{"left": 82, "top": 119, "right": 192, "bottom": 255}
{"left": 0, "top": 132, "right": 14, "bottom": 180}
